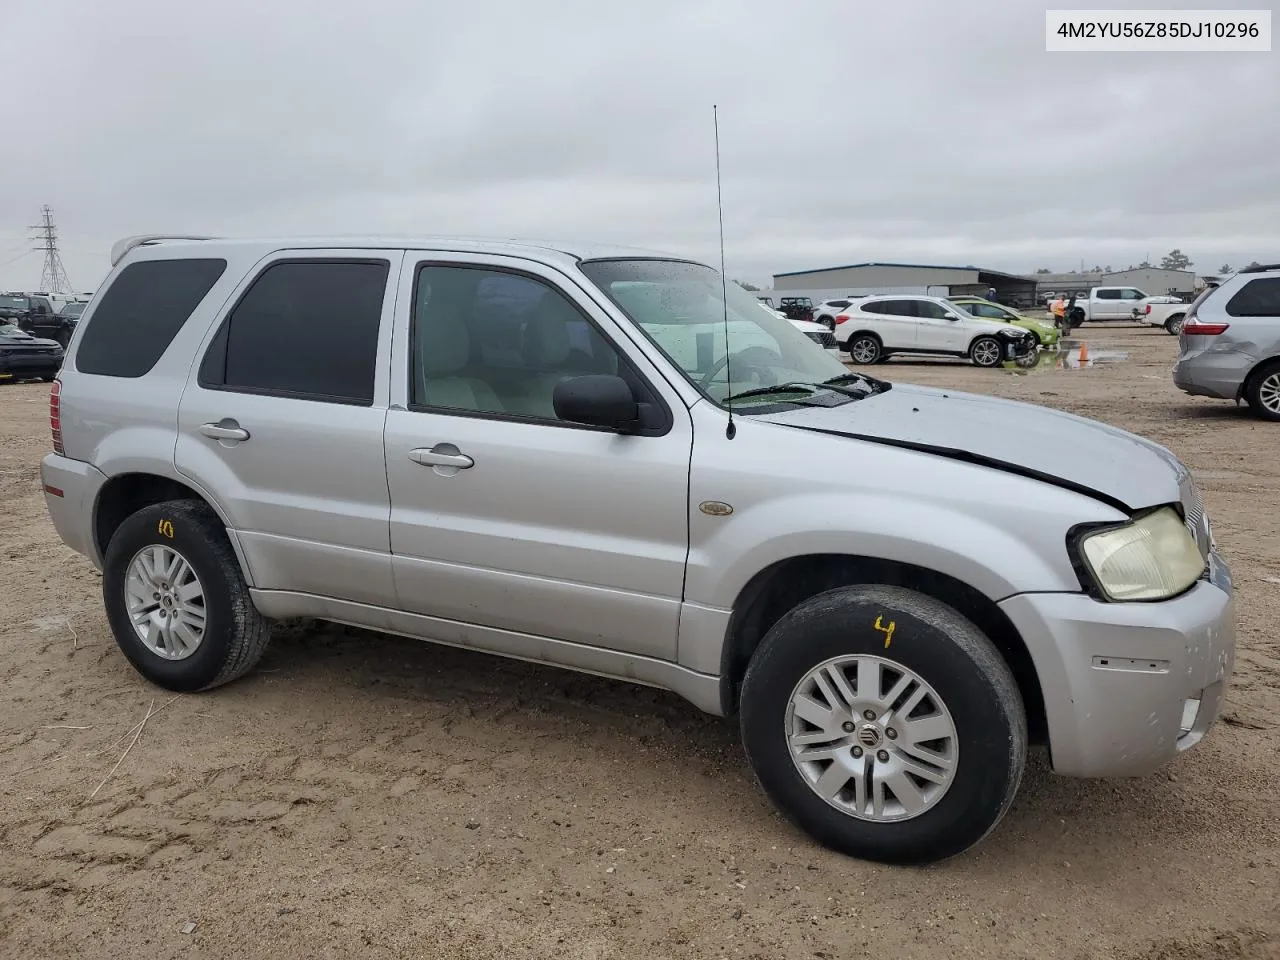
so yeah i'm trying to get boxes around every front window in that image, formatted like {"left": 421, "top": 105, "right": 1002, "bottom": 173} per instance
{"left": 580, "top": 259, "right": 852, "bottom": 407}
{"left": 0, "top": 296, "right": 29, "bottom": 311}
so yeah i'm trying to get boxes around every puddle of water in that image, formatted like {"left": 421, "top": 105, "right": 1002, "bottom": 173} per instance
{"left": 1007, "top": 343, "right": 1129, "bottom": 373}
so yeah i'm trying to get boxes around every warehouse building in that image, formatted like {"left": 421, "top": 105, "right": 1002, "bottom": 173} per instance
{"left": 768, "top": 262, "right": 1039, "bottom": 307}
{"left": 1034, "top": 267, "right": 1197, "bottom": 299}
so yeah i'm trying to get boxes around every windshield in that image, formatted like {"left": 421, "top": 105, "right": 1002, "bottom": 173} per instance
{"left": 60, "top": 302, "right": 86, "bottom": 317}
{"left": 0, "top": 296, "right": 29, "bottom": 310}
{"left": 579, "top": 259, "right": 850, "bottom": 407}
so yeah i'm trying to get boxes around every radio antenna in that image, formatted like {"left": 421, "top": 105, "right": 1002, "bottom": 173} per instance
{"left": 713, "top": 104, "right": 736, "bottom": 440}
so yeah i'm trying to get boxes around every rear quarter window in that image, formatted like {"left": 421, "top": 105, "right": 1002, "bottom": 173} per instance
{"left": 75, "top": 258, "right": 228, "bottom": 377}
{"left": 1225, "top": 278, "right": 1280, "bottom": 318}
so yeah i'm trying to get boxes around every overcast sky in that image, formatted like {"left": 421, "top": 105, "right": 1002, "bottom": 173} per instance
{"left": 2, "top": 0, "right": 1276, "bottom": 292}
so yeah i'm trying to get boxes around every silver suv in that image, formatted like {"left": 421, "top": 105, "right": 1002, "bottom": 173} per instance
{"left": 1173, "top": 263, "right": 1280, "bottom": 420}
{"left": 42, "top": 234, "right": 1235, "bottom": 865}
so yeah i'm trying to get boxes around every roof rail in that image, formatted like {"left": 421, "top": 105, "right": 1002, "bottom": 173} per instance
{"left": 110, "top": 234, "right": 218, "bottom": 267}
{"left": 1239, "top": 262, "right": 1280, "bottom": 274}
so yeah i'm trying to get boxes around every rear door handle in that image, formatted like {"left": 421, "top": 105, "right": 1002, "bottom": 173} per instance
{"left": 199, "top": 419, "right": 250, "bottom": 442}
{"left": 409, "top": 445, "right": 474, "bottom": 469}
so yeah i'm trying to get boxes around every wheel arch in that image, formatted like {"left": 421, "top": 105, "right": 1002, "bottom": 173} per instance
{"left": 1240, "top": 355, "right": 1280, "bottom": 399}
{"left": 717, "top": 553, "right": 1048, "bottom": 744}
{"left": 93, "top": 472, "right": 255, "bottom": 586}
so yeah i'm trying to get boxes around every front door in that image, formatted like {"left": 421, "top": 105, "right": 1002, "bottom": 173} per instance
{"left": 383, "top": 253, "right": 693, "bottom": 661}
{"left": 911, "top": 299, "right": 967, "bottom": 353}
{"left": 174, "top": 250, "right": 402, "bottom": 607}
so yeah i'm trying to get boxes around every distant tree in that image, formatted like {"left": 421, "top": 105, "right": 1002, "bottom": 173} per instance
{"left": 1160, "top": 249, "right": 1193, "bottom": 270}
{"left": 734, "top": 279, "right": 760, "bottom": 291}
{"left": 1245, "top": 260, "right": 1263, "bottom": 270}
{"left": 1138, "top": 260, "right": 1153, "bottom": 269}
{"left": 1104, "top": 265, "right": 1113, "bottom": 272}
{"left": 1219, "top": 263, "right": 1233, "bottom": 274}
{"left": 1034, "top": 267, "right": 1052, "bottom": 274}
{"left": 1091, "top": 264, "right": 1103, "bottom": 272}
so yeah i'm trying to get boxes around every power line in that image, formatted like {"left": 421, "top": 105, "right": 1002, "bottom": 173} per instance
{"left": 28, "top": 205, "right": 74, "bottom": 294}
{"left": 0, "top": 250, "right": 35, "bottom": 270}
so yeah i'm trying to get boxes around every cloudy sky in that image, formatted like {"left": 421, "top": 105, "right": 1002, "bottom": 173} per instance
{"left": 2, "top": 0, "right": 1276, "bottom": 292}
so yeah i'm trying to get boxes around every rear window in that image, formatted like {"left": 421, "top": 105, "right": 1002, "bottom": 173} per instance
{"left": 1225, "top": 278, "right": 1280, "bottom": 318}
{"left": 76, "top": 259, "right": 227, "bottom": 377}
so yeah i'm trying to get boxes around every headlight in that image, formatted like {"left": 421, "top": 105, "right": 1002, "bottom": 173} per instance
{"left": 998, "top": 327, "right": 1023, "bottom": 337}
{"left": 1077, "top": 507, "right": 1206, "bottom": 601}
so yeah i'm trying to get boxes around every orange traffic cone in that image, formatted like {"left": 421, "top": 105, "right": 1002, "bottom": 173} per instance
{"left": 1078, "top": 341, "right": 1089, "bottom": 364}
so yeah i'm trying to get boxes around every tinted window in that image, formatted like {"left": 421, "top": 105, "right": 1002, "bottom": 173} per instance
{"left": 1096, "top": 289, "right": 1120, "bottom": 300}
{"left": 201, "top": 260, "right": 387, "bottom": 404}
{"left": 1225, "top": 278, "right": 1280, "bottom": 317}
{"left": 1122, "top": 288, "right": 1146, "bottom": 300}
{"left": 411, "top": 264, "right": 635, "bottom": 422}
{"left": 828, "top": 300, "right": 851, "bottom": 309}
{"left": 912, "top": 300, "right": 950, "bottom": 320}
{"left": 77, "top": 258, "right": 227, "bottom": 378}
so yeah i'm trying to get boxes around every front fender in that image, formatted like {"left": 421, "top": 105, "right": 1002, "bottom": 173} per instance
{"left": 685, "top": 491, "right": 1084, "bottom": 616}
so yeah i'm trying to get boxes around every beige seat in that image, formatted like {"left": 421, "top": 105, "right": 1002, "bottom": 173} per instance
{"left": 417, "top": 313, "right": 504, "bottom": 413}
{"left": 507, "top": 295, "right": 579, "bottom": 419}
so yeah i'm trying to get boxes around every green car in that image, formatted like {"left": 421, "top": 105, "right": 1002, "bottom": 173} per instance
{"left": 949, "top": 297, "right": 1061, "bottom": 348}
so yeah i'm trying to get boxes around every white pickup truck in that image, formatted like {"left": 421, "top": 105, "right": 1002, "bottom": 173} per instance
{"left": 1061, "top": 286, "right": 1177, "bottom": 326}
{"left": 1137, "top": 298, "right": 1193, "bottom": 335}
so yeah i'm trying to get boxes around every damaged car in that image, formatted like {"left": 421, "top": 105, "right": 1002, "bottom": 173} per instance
{"left": 43, "top": 235, "right": 1235, "bottom": 866}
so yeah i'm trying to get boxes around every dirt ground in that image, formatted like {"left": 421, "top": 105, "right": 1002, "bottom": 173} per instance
{"left": 1, "top": 323, "right": 1277, "bottom": 960}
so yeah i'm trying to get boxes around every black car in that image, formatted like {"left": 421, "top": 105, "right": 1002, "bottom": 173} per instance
{"left": 0, "top": 293, "right": 77, "bottom": 346}
{"left": 0, "top": 321, "right": 65, "bottom": 383}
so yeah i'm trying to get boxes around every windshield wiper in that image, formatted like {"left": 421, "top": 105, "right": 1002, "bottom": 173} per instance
{"left": 722, "top": 379, "right": 877, "bottom": 404}
{"left": 821, "top": 372, "right": 892, "bottom": 394}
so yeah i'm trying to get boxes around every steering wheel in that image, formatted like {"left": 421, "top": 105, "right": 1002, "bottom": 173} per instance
{"left": 697, "top": 345, "right": 783, "bottom": 389}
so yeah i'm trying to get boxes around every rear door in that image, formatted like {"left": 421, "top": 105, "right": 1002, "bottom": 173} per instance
{"left": 858, "top": 299, "right": 918, "bottom": 349}
{"left": 174, "top": 250, "right": 402, "bottom": 607}
{"left": 1093, "top": 288, "right": 1123, "bottom": 320}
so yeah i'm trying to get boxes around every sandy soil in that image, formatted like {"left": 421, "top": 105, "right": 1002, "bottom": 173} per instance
{"left": 1, "top": 324, "right": 1277, "bottom": 959}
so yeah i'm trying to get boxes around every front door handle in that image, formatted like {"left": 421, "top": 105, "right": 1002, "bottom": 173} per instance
{"left": 409, "top": 444, "right": 474, "bottom": 469}
{"left": 199, "top": 419, "right": 250, "bottom": 442}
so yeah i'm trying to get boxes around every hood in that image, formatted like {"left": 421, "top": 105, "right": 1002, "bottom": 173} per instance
{"left": 757, "top": 382, "right": 1186, "bottom": 512}
{"left": 0, "top": 329, "right": 61, "bottom": 348}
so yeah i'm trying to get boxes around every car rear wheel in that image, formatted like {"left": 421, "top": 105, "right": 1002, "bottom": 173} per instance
{"left": 739, "top": 584, "right": 1026, "bottom": 865}
{"left": 817, "top": 315, "right": 836, "bottom": 331}
{"left": 970, "top": 336, "right": 1003, "bottom": 368}
{"left": 103, "top": 499, "right": 272, "bottom": 691}
{"left": 1164, "top": 315, "right": 1185, "bottom": 335}
{"left": 846, "top": 334, "right": 882, "bottom": 365}
{"left": 1245, "top": 360, "right": 1280, "bottom": 422}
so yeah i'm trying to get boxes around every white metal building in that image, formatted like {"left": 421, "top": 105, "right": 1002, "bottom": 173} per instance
{"left": 766, "top": 262, "right": 1039, "bottom": 307}
{"left": 1035, "top": 267, "right": 1196, "bottom": 298}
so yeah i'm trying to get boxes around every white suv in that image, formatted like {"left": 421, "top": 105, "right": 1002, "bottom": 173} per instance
{"left": 834, "top": 295, "right": 1035, "bottom": 367}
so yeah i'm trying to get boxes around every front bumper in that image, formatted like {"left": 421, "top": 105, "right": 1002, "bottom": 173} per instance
{"left": 40, "top": 453, "right": 109, "bottom": 569}
{"left": 0, "top": 353, "right": 63, "bottom": 379}
{"left": 999, "top": 550, "right": 1235, "bottom": 778}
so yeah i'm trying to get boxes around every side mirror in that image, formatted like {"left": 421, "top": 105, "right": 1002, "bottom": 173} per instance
{"left": 553, "top": 374, "right": 639, "bottom": 431}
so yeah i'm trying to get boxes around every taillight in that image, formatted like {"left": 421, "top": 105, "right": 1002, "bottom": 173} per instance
{"left": 49, "top": 379, "right": 64, "bottom": 455}
{"left": 835, "top": 314, "right": 850, "bottom": 325}
{"left": 1144, "top": 304, "right": 1152, "bottom": 315}
{"left": 1181, "top": 321, "right": 1229, "bottom": 336}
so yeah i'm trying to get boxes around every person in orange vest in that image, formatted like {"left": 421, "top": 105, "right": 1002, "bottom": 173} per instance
{"left": 1051, "top": 295, "right": 1067, "bottom": 327}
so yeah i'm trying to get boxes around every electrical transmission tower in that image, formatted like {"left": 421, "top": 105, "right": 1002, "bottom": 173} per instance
{"left": 30, "top": 205, "right": 74, "bottom": 294}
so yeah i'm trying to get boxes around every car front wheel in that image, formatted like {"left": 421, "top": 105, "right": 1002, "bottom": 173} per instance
{"left": 970, "top": 336, "right": 1003, "bottom": 367}
{"left": 739, "top": 584, "right": 1027, "bottom": 865}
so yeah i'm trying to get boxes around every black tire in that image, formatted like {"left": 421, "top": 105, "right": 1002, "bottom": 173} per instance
{"left": 817, "top": 315, "right": 836, "bottom": 331}
{"left": 845, "top": 333, "right": 882, "bottom": 365}
{"left": 1164, "top": 314, "right": 1185, "bottom": 335}
{"left": 1244, "top": 360, "right": 1280, "bottom": 422}
{"left": 102, "top": 499, "right": 271, "bottom": 692}
{"left": 969, "top": 336, "right": 1003, "bottom": 368}
{"left": 739, "top": 585, "right": 1026, "bottom": 865}
{"left": 1068, "top": 308, "right": 1086, "bottom": 326}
